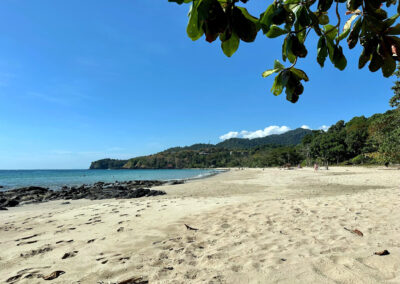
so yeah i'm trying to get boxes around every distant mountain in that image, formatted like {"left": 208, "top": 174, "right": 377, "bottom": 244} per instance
{"left": 89, "top": 128, "right": 310, "bottom": 169}
{"left": 215, "top": 128, "right": 312, "bottom": 149}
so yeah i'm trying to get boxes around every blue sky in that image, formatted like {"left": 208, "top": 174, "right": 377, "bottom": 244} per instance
{"left": 0, "top": 1, "right": 396, "bottom": 169}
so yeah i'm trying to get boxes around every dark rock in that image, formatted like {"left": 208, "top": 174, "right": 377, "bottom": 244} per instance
{"left": 0, "top": 180, "right": 167, "bottom": 208}
{"left": 3, "top": 199, "right": 19, "bottom": 207}
{"left": 0, "top": 207, "right": 8, "bottom": 210}
{"left": 170, "top": 180, "right": 185, "bottom": 185}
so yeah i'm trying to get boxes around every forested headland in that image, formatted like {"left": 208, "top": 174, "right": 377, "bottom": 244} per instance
{"left": 90, "top": 108, "right": 400, "bottom": 169}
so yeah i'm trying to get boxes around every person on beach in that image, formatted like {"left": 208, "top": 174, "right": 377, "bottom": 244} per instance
{"left": 314, "top": 163, "right": 319, "bottom": 171}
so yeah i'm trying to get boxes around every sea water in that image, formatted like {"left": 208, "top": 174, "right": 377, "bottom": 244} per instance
{"left": 0, "top": 169, "right": 220, "bottom": 190}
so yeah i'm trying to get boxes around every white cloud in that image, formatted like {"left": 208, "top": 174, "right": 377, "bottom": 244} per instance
{"left": 319, "top": 125, "right": 330, "bottom": 132}
{"left": 301, "top": 125, "right": 311, "bottom": 130}
{"left": 219, "top": 131, "right": 239, "bottom": 140}
{"left": 219, "top": 126, "right": 291, "bottom": 140}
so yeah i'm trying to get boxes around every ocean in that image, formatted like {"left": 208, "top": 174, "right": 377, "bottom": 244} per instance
{"left": 0, "top": 169, "right": 220, "bottom": 190}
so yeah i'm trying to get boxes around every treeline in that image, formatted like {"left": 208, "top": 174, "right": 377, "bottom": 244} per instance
{"left": 90, "top": 108, "right": 400, "bottom": 170}
{"left": 90, "top": 144, "right": 304, "bottom": 169}
{"left": 302, "top": 109, "right": 400, "bottom": 166}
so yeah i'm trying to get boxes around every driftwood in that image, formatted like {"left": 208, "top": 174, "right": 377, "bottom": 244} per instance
{"left": 374, "top": 250, "right": 390, "bottom": 256}
{"left": 344, "top": 227, "right": 363, "bottom": 237}
{"left": 184, "top": 224, "right": 199, "bottom": 231}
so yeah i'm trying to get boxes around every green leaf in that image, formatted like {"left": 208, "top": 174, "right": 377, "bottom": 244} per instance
{"left": 332, "top": 46, "right": 347, "bottom": 70}
{"left": 318, "top": 0, "right": 334, "bottom": 12}
{"left": 291, "top": 68, "right": 309, "bottom": 81}
{"left": 326, "top": 36, "right": 335, "bottom": 61}
{"left": 298, "top": 6, "right": 311, "bottom": 27}
{"left": 338, "top": 14, "right": 358, "bottom": 41}
{"left": 285, "top": 35, "right": 297, "bottom": 63}
{"left": 382, "top": 55, "right": 396, "bottom": 77}
{"left": 383, "top": 14, "right": 400, "bottom": 30}
{"left": 291, "top": 34, "right": 308, "bottom": 58}
{"left": 271, "top": 73, "right": 284, "bottom": 96}
{"left": 221, "top": 32, "right": 240, "bottom": 57}
{"left": 262, "top": 68, "right": 279, "bottom": 78}
{"left": 317, "top": 37, "right": 328, "bottom": 67}
{"left": 358, "top": 48, "right": 371, "bottom": 69}
{"left": 369, "top": 51, "right": 384, "bottom": 72}
{"left": 324, "top": 24, "right": 338, "bottom": 42}
{"left": 347, "top": 17, "right": 362, "bottom": 49}
{"left": 386, "top": 23, "right": 400, "bottom": 35}
{"left": 274, "top": 59, "right": 285, "bottom": 70}
{"left": 260, "top": 4, "right": 276, "bottom": 34}
{"left": 233, "top": 7, "right": 258, "bottom": 42}
{"left": 266, "top": 25, "right": 287, "bottom": 38}
{"left": 186, "top": 2, "right": 204, "bottom": 41}
{"left": 236, "top": 7, "right": 259, "bottom": 25}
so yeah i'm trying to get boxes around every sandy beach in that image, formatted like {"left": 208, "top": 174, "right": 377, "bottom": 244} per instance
{"left": 1, "top": 167, "right": 400, "bottom": 283}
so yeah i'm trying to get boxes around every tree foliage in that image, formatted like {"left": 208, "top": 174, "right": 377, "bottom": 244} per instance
{"left": 169, "top": 0, "right": 400, "bottom": 102}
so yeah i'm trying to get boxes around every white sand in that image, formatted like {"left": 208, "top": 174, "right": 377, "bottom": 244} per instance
{"left": 1, "top": 167, "right": 399, "bottom": 283}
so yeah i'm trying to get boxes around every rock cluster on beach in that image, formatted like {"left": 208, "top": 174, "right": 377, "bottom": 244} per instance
{"left": 0, "top": 180, "right": 171, "bottom": 209}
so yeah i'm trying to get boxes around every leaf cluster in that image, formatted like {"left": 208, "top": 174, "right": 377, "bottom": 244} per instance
{"left": 170, "top": 0, "right": 400, "bottom": 102}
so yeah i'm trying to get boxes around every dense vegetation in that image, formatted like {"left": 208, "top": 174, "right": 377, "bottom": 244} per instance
{"left": 89, "top": 108, "right": 400, "bottom": 169}
{"left": 90, "top": 128, "right": 310, "bottom": 169}
{"left": 169, "top": 0, "right": 400, "bottom": 102}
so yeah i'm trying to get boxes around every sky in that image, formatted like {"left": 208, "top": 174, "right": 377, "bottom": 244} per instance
{"left": 0, "top": 1, "right": 396, "bottom": 169}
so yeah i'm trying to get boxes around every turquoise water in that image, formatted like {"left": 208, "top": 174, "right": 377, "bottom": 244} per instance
{"left": 0, "top": 169, "right": 220, "bottom": 190}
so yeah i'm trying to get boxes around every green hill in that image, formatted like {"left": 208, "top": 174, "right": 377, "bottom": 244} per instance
{"left": 216, "top": 128, "right": 311, "bottom": 149}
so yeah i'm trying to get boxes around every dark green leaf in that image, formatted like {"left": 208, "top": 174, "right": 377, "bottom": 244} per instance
{"left": 332, "top": 45, "right": 347, "bottom": 70}
{"left": 386, "top": 23, "right": 400, "bottom": 35}
{"left": 347, "top": 17, "right": 362, "bottom": 49}
{"left": 358, "top": 49, "right": 371, "bottom": 69}
{"left": 291, "top": 34, "right": 308, "bottom": 57}
{"left": 317, "top": 37, "right": 328, "bottom": 67}
{"left": 318, "top": 0, "right": 334, "bottom": 12}
{"left": 369, "top": 51, "right": 384, "bottom": 72}
{"left": 271, "top": 6, "right": 287, "bottom": 25}
{"left": 285, "top": 35, "right": 297, "bottom": 63}
{"left": 382, "top": 55, "right": 396, "bottom": 77}
{"left": 233, "top": 7, "right": 258, "bottom": 42}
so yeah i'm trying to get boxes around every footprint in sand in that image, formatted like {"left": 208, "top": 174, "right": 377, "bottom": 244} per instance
{"left": 62, "top": 251, "right": 78, "bottom": 259}
{"left": 16, "top": 240, "right": 37, "bottom": 246}
{"left": 20, "top": 245, "right": 53, "bottom": 258}
{"left": 15, "top": 234, "right": 38, "bottom": 242}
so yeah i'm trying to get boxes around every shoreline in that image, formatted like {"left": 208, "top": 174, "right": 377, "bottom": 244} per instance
{"left": 0, "top": 168, "right": 224, "bottom": 192}
{"left": 1, "top": 167, "right": 399, "bottom": 283}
